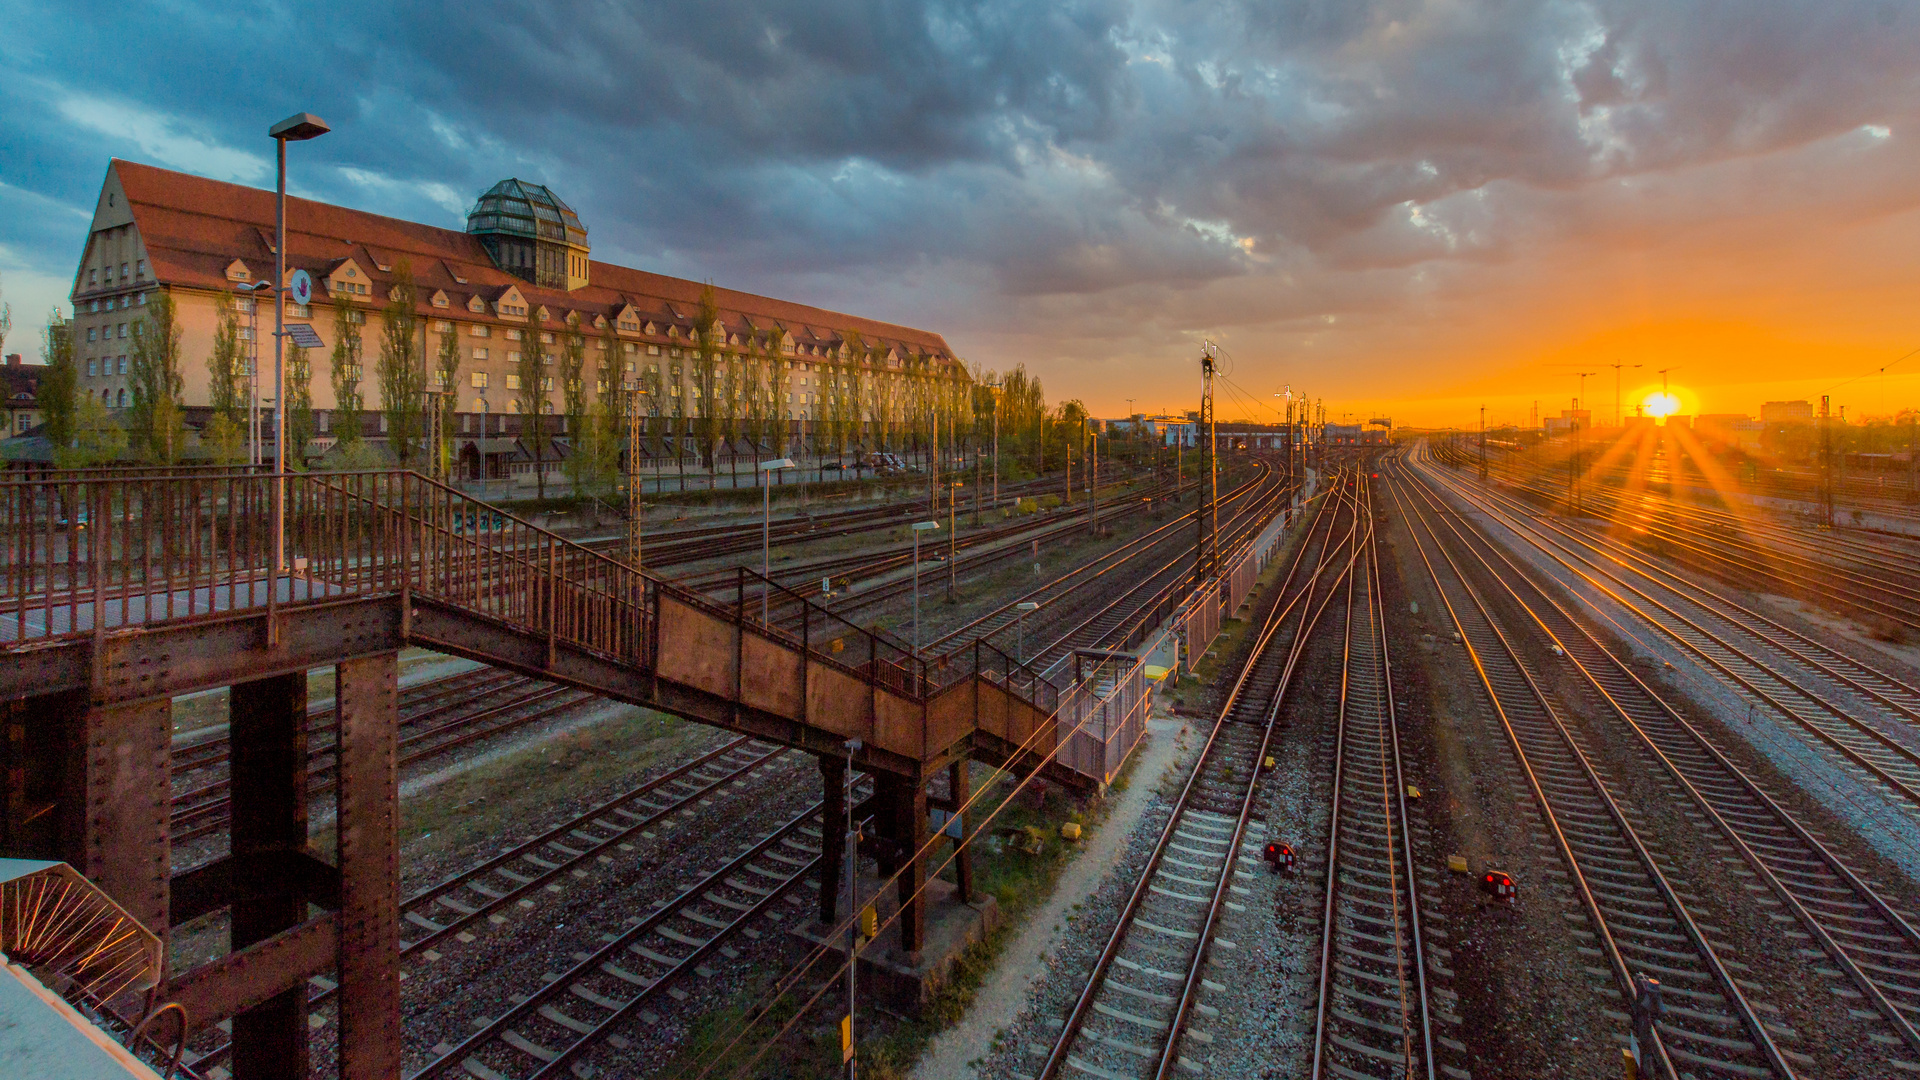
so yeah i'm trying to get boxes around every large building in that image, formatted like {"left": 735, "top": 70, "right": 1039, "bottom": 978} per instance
{"left": 1760, "top": 400, "right": 1814, "bottom": 425}
{"left": 68, "top": 160, "right": 965, "bottom": 472}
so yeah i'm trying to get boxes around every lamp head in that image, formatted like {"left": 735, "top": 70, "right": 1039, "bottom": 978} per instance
{"left": 911, "top": 521, "right": 940, "bottom": 531}
{"left": 270, "top": 113, "right": 331, "bottom": 141}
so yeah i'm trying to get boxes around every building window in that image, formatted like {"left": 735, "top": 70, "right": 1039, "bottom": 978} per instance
{"left": 506, "top": 329, "right": 523, "bottom": 341}
{"left": 541, "top": 377, "right": 554, "bottom": 392}
{"left": 289, "top": 303, "right": 310, "bottom": 318}
{"left": 117, "top": 323, "right": 126, "bottom": 339}
{"left": 87, "top": 359, "right": 97, "bottom": 377}
{"left": 136, "top": 259, "right": 145, "bottom": 278}
{"left": 433, "top": 320, "right": 453, "bottom": 332}
{"left": 120, "top": 263, "right": 129, "bottom": 279}
{"left": 433, "top": 295, "right": 449, "bottom": 308}
{"left": 539, "top": 332, "right": 553, "bottom": 344}
{"left": 472, "top": 348, "right": 489, "bottom": 361}
{"left": 87, "top": 327, "right": 96, "bottom": 343}
{"left": 506, "top": 374, "right": 522, "bottom": 390}
{"left": 471, "top": 372, "right": 489, "bottom": 388}
{"left": 470, "top": 325, "right": 490, "bottom": 338}
{"left": 89, "top": 269, "right": 97, "bottom": 286}
{"left": 119, "top": 356, "right": 127, "bottom": 374}
{"left": 508, "top": 351, "right": 522, "bottom": 364}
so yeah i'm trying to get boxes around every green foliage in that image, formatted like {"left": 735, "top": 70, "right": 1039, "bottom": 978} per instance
{"left": 208, "top": 289, "right": 245, "bottom": 424}
{"left": 50, "top": 390, "right": 125, "bottom": 468}
{"left": 319, "top": 438, "right": 387, "bottom": 471}
{"left": 376, "top": 261, "right": 425, "bottom": 467}
{"left": 691, "top": 285, "right": 721, "bottom": 470}
{"left": 329, "top": 293, "right": 365, "bottom": 446}
{"left": 560, "top": 328, "right": 594, "bottom": 494}
{"left": 37, "top": 310, "right": 76, "bottom": 452}
{"left": 434, "top": 324, "right": 461, "bottom": 478}
{"left": 517, "top": 305, "right": 548, "bottom": 498}
{"left": 200, "top": 410, "right": 245, "bottom": 465}
{"left": 128, "top": 291, "right": 186, "bottom": 462}
{"left": 286, "top": 343, "right": 314, "bottom": 470}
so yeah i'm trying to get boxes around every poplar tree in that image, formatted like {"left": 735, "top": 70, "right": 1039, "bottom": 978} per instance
{"left": 376, "top": 261, "right": 424, "bottom": 468}
{"left": 286, "top": 343, "right": 314, "bottom": 470}
{"left": 37, "top": 311, "right": 77, "bottom": 456}
{"left": 129, "top": 291, "right": 186, "bottom": 463}
{"left": 691, "top": 286, "right": 722, "bottom": 474}
{"left": 434, "top": 326, "right": 461, "bottom": 478}
{"left": 517, "top": 306, "right": 547, "bottom": 498}
{"left": 329, "top": 292, "right": 365, "bottom": 449}
{"left": 560, "top": 326, "right": 591, "bottom": 494}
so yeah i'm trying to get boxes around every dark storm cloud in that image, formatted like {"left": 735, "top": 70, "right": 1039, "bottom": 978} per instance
{"left": 2, "top": 0, "right": 1918, "bottom": 349}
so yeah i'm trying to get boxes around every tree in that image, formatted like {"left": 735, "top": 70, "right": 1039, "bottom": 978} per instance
{"left": 376, "top": 262, "right": 425, "bottom": 468}
{"left": 201, "top": 411, "right": 245, "bottom": 465}
{"left": 517, "top": 306, "right": 548, "bottom": 498}
{"left": 38, "top": 311, "right": 76, "bottom": 453}
{"left": 329, "top": 293, "right": 366, "bottom": 449}
{"left": 208, "top": 289, "right": 244, "bottom": 429}
{"left": 690, "top": 287, "right": 722, "bottom": 475}
{"left": 0, "top": 271, "right": 12, "bottom": 356}
{"left": 560, "top": 326, "right": 591, "bottom": 494}
{"left": 286, "top": 343, "right": 314, "bottom": 470}
{"left": 128, "top": 291, "right": 186, "bottom": 463}
{"left": 433, "top": 325, "right": 461, "bottom": 478}
{"left": 53, "top": 390, "right": 125, "bottom": 469}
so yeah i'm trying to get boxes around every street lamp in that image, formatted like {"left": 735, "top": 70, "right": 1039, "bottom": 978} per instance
{"left": 910, "top": 520, "right": 939, "bottom": 652}
{"left": 268, "top": 111, "right": 329, "bottom": 594}
{"left": 760, "top": 457, "right": 796, "bottom": 620}
{"left": 1014, "top": 600, "right": 1039, "bottom": 663}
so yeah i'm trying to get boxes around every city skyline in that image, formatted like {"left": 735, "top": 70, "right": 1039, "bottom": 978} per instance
{"left": 3, "top": 0, "right": 1919, "bottom": 426}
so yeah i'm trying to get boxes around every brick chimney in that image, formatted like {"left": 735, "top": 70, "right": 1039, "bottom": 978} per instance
{"left": 3, "top": 354, "right": 18, "bottom": 368}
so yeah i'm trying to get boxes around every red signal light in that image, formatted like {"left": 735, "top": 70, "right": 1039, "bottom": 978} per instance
{"left": 1481, "top": 868, "right": 1516, "bottom": 903}
{"left": 1263, "top": 841, "right": 1296, "bottom": 873}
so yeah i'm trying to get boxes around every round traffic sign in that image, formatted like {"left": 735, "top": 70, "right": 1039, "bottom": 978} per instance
{"left": 289, "top": 269, "right": 312, "bottom": 307}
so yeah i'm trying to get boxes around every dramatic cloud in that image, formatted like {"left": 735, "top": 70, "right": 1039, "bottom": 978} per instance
{"left": 3, "top": 0, "right": 1918, "bottom": 421}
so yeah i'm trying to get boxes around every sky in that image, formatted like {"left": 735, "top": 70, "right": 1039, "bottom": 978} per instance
{"left": 3, "top": 0, "right": 1919, "bottom": 427}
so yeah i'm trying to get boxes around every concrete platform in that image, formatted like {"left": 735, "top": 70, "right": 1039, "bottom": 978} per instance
{"left": 788, "top": 875, "right": 1000, "bottom": 1014}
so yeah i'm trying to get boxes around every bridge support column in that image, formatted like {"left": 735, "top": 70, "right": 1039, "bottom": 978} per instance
{"left": 949, "top": 760, "right": 973, "bottom": 904}
{"left": 0, "top": 689, "right": 170, "bottom": 936}
{"left": 334, "top": 652, "right": 401, "bottom": 1080}
{"left": 875, "top": 772, "right": 928, "bottom": 959}
{"left": 818, "top": 753, "right": 845, "bottom": 925}
{"left": 228, "top": 670, "right": 311, "bottom": 1080}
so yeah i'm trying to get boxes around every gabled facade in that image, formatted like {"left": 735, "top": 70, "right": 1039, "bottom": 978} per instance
{"left": 66, "top": 159, "right": 967, "bottom": 469}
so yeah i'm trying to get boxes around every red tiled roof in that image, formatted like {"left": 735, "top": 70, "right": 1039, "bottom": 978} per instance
{"left": 109, "top": 160, "right": 956, "bottom": 360}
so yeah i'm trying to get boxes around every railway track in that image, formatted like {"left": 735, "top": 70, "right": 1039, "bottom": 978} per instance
{"left": 1411, "top": 445, "right": 1920, "bottom": 821}
{"left": 1394, "top": 455, "right": 1920, "bottom": 1075}
{"left": 1035, "top": 470, "right": 1358, "bottom": 1080}
{"left": 184, "top": 736, "right": 799, "bottom": 1074}
{"left": 407, "top": 785, "right": 868, "bottom": 1080}
{"left": 1309, "top": 471, "right": 1435, "bottom": 1080}
{"left": 1388, "top": 458, "right": 1808, "bottom": 1080}
{"left": 171, "top": 670, "right": 599, "bottom": 843}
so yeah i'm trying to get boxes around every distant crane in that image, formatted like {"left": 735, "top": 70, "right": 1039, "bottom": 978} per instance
{"left": 1607, "top": 361, "right": 1641, "bottom": 428}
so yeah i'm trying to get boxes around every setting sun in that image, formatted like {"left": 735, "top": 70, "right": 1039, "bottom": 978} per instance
{"left": 1643, "top": 391, "right": 1682, "bottom": 419}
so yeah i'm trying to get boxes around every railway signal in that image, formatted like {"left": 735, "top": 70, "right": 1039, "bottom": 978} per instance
{"left": 1481, "top": 867, "right": 1517, "bottom": 904}
{"left": 1263, "top": 841, "right": 1295, "bottom": 873}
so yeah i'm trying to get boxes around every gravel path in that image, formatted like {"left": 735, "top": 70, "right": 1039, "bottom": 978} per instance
{"left": 911, "top": 714, "right": 1190, "bottom": 1080}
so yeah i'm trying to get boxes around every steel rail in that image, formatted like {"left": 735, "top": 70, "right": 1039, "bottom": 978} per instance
{"left": 1400, "top": 453, "right": 1920, "bottom": 1060}
{"left": 1411, "top": 445, "right": 1920, "bottom": 812}
{"left": 1035, "top": 471, "right": 1361, "bottom": 1080}
{"left": 1386, "top": 459, "right": 1798, "bottom": 1080}
{"left": 1308, "top": 473, "right": 1434, "bottom": 1080}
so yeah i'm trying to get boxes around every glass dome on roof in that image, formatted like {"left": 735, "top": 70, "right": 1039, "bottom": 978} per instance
{"left": 466, "top": 179, "right": 587, "bottom": 247}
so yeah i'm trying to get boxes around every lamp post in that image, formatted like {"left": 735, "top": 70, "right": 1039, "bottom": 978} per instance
{"left": 268, "top": 111, "right": 329, "bottom": 591}
{"left": 1015, "top": 600, "right": 1039, "bottom": 663}
{"left": 910, "top": 520, "right": 939, "bottom": 652}
{"left": 761, "top": 457, "right": 797, "bottom": 620}
{"left": 947, "top": 479, "right": 962, "bottom": 600}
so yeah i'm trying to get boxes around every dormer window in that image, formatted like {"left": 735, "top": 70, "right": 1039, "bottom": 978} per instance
{"left": 468, "top": 296, "right": 486, "bottom": 313}
{"left": 432, "top": 291, "right": 450, "bottom": 308}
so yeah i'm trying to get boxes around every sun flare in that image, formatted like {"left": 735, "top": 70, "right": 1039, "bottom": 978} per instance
{"left": 1643, "top": 391, "right": 1682, "bottom": 418}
